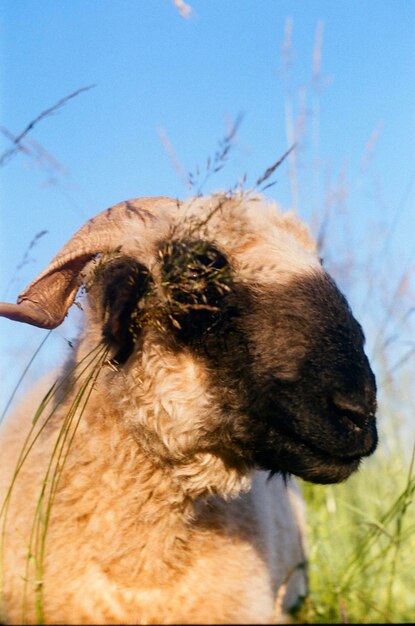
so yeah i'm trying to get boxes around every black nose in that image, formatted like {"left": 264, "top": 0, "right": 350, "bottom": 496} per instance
{"left": 331, "top": 390, "right": 376, "bottom": 429}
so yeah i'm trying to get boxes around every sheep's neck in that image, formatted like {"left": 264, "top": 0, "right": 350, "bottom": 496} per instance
{"left": 54, "top": 409, "right": 196, "bottom": 585}
{"left": 51, "top": 364, "right": 250, "bottom": 585}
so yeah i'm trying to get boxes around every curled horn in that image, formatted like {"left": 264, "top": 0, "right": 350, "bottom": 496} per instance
{"left": 0, "top": 197, "right": 174, "bottom": 329}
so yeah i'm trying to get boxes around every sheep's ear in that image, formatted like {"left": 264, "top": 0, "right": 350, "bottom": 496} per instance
{"left": 160, "top": 239, "right": 232, "bottom": 339}
{"left": 95, "top": 257, "right": 153, "bottom": 364}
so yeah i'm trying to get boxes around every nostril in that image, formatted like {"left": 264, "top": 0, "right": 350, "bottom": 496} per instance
{"left": 331, "top": 391, "right": 374, "bottom": 429}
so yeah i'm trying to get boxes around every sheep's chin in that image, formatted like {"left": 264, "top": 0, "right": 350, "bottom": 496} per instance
{"left": 284, "top": 456, "right": 361, "bottom": 485}
{"left": 249, "top": 424, "right": 377, "bottom": 485}
{"left": 261, "top": 448, "right": 363, "bottom": 485}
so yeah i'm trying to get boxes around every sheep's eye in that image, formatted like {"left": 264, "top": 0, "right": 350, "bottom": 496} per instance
{"left": 159, "top": 238, "right": 233, "bottom": 338}
{"left": 160, "top": 238, "right": 230, "bottom": 301}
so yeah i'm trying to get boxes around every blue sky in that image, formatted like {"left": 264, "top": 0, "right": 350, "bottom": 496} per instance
{"left": 1, "top": 1, "right": 414, "bottom": 414}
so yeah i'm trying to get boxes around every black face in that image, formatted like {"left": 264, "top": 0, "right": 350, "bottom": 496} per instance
{"left": 192, "top": 274, "right": 378, "bottom": 484}
{"left": 98, "top": 243, "right": 378, "bottom": 485}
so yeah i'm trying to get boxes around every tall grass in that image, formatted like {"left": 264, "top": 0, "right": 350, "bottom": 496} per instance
{"left": 0, "top": 342, "right": 109, "bottom": 624}
{"left": 295, "top": 448, "right": 415, "bottom": 623}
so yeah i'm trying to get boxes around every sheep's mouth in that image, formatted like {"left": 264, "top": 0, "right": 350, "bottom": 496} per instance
{"left": 236, "top": 406, "right": 378, "bottom": 484}
{"left": 264, "top": 437, "right": 366, "bottom": 484}
{"left": 251, "top": 420, "right": 378, "bottom": 484}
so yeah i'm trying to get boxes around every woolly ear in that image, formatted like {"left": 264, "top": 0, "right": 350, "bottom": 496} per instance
{"left": 160, "top": 239, "right": 233, "bottom": 338}
{"left": 96, "top": 257, "right": 153, "bottom": 364}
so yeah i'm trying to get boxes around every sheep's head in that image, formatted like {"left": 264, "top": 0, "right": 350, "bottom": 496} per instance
{"left": 0, "top": 194, "right": 377, "bottom": 485}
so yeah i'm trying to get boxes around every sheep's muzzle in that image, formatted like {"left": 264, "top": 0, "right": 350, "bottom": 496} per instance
{"left": 196, "top": 272, "right": 378, "bottom": 485}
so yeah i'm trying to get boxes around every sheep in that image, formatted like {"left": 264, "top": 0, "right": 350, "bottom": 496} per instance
{"left": 0, "top": 192, "right": 378, "bottom": 625}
